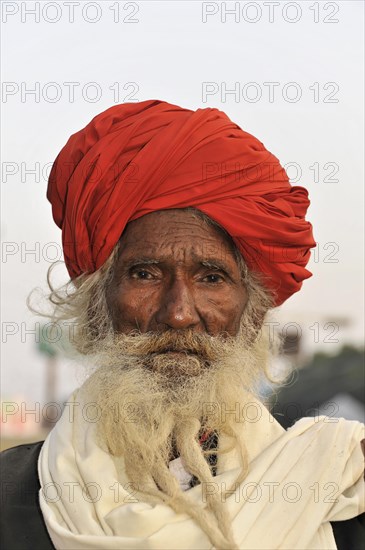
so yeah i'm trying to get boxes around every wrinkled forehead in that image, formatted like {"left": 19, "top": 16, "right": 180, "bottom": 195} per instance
{"left": 118, "top": 208, "right": 243, "bottom": 266}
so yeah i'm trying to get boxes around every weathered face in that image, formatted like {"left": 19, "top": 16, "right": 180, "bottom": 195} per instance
{"left": 107, "top": 210, "right": 248, "bottom": 336}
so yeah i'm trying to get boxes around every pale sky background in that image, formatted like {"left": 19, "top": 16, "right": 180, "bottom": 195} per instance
{"left": 1, "top": 0, "right": 364, "bottom": 405}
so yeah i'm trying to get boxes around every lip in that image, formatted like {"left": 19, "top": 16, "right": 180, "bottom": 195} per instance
{"left": 163, "top": 349, "right": 197, "bottom": 355}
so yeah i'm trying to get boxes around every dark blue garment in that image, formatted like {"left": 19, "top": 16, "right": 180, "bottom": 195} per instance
{"left": 1, "top": 442, "right": 53, "bottom": 550}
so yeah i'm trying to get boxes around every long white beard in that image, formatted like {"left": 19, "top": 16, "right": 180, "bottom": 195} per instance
{"left": 79, "top": 324, "right": 273, "bottom": 549}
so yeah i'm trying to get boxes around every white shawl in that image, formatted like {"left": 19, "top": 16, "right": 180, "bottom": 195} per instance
{"left": 38, "top": 391, "right": 364, "bottom": 549}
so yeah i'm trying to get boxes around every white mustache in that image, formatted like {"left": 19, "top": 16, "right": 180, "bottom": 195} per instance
{"left": 109, "top": 329, "right": 239, "bottom": 362}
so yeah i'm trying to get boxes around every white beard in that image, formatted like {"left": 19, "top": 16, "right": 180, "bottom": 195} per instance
{"left": 79, "top": 324, "right": 273, "bottom": 549}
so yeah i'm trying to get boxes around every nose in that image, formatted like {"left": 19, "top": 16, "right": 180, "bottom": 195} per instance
{"left": 155, "top": 278, "right": 201, "bottom": 331}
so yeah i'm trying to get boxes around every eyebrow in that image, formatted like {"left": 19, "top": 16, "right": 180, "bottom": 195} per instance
{"left": 121, "top": 256, "right": 234, "bottom": 275}
{"left": 121, "top": 257, "right": 161, "bottom": 270}
{"left": 200, "top": 260, "right": 231, "bottom": 272}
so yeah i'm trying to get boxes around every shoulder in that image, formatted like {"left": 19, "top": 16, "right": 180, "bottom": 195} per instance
{"left": 1, "top": 441, "right": 45, "bottom": 497}
{"left": 1, "top": 441, "right": 55, "bottom": 550}
{"left": 286, "top": 418, "right": 365, "bottom": 549}
{"left": 287, "top": 415, "right": 364, "bottom": 453}
{"left": 1, "top": 440, "right": 44, "bottom": 471}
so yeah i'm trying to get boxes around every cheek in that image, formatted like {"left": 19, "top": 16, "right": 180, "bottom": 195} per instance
{"left": 229, "top": 303, "right": 247, "bottom": 333}
{"left": 202, "top": 288, "right": 248, "bottom": 334}
{"left": 236, "top": 288, "right": 249, "bottom": 318}
{"left": 227, "top": 287, "right": 248, "bottom": 328}
{"left": 114, "top": 288, "right": 158, "bottom": 329}
{"left": 221, "top": 303, "right": 246, "bottom": 333}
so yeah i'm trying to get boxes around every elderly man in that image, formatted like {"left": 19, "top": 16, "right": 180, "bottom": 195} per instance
{"left": 1, "top": 100, "right": 364, "bottom": 550}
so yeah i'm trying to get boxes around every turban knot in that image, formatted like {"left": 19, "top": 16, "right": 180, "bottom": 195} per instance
{"left": 47, "top": 99, "right": 316, "bottom": 306}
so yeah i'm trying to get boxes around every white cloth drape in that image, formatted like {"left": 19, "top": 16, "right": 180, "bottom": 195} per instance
{"left": 38, "top": 391, "right": 364, "bottom": 549}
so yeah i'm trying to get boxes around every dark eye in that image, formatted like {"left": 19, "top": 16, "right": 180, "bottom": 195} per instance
{"left": 203, "top": 273, "right": 224, "bottom": 284}
{"left": 131, "top": 269, "right": 154, "bottom": 280}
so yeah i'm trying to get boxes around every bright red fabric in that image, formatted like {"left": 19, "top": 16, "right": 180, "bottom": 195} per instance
{"left": 47, "top": 99, "right": 316, "bottom": 306}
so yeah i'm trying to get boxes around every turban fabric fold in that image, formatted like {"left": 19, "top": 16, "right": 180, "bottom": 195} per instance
{"left": 47, "top": 99, "right": 316, "bottom": 306}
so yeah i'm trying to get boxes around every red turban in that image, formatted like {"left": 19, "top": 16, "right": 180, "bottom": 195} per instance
{"left": 47, "top": 99, "right": 316, "bottom": 306}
